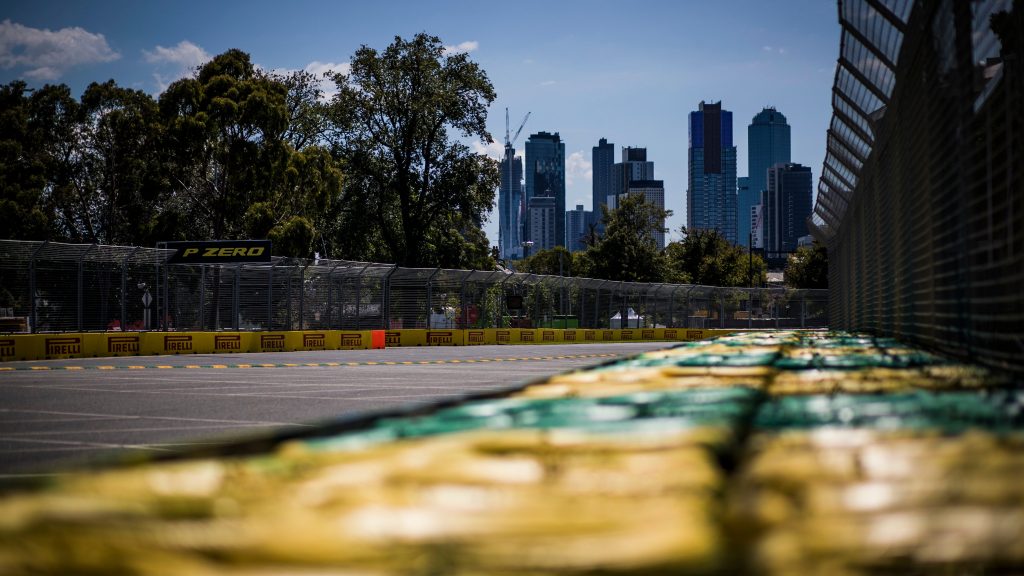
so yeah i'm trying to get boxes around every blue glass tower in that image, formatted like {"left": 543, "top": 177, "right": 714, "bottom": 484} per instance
{"left": 687, "top": 101, "right": 737, "bottom": 243}
{"left": 523, "top": 132, "right": 566, "bottom": 248}
{"left": 742, "top": 107, "right": 791, "bottom": 247}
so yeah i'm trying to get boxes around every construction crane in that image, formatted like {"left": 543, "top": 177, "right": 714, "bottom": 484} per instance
{"left": 500, "top": 108, "right": 529, "bottom": 259}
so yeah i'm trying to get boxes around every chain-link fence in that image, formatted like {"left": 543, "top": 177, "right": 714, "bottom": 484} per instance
{"left": 811, "top": 1, "right": 1023, "bottom": 376}
{"left": 0, "top": 240, "right": 828, "bottom": 333}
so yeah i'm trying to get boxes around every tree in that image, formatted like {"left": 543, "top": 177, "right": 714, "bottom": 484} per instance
{"left": 328, "top": 33, "right": 499, "bottom": 268}
{"left": 583, "top": 194, "right": 670, "bottom": 282}
{"left": 785, "top": 241, "right": 828, "bottom": 289}
{"left": 517, "top": 246, "right": 576, "bottom": 276}
{"left": 0, "top": 81, "right": 51, "bottom": 240}
{"left": 665, "top": 227, "right": 766, "bottom": 287}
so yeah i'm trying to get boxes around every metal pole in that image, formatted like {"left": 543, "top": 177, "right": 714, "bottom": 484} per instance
{"left": 233, "top": 264, "right": 242, "bottom": 330}
{"left": 460, "top": 271, "right": 472, "bottom": 328}
{"left": 268, "top": 261, "right": 277, "bottom": 330}
{"left": 325, "top": 262, "right": 340, "bottom": 329}
{"left": 748, "top": 289, "right": 753, "bottom": 329}
{"left": 425, "top": 268, "right": 440, "bottom": 328}
{"left": 121, "top": 247, "right": 139, "bottom": 331}
{"left": 719, "top": 288, "right": 726, "bottom": 329}
{"left": 198, "top": 265, "right": 206, "bottom": 330}
{"left": 77, "top": 244, "right": 96, "bottom": 331}
{"left": 356, "top": 263, "right": 370, "bottom": 329}
{"left": 298, "top": 262, "right": 305, "bottom": 331}
{"left": 28, "top": 241, "right": 47, "bottom": 333}
{"left": 382, "top": 265, "right": 397, "bottom": 329}
{"left": 800, "top": 292, "right": 807, "bottom": 328}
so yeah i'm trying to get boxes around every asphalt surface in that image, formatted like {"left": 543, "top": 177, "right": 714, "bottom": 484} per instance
{"left": 0, "top": 343, "right": 668, "bottom": 475}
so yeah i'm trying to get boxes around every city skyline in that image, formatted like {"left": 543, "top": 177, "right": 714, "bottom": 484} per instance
{"left": 0, "top": 1, "right": 840, "bottom": 248}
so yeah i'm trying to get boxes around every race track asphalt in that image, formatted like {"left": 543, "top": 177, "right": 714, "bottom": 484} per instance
{"left": 0, "top": 342, "right": 668, "bottom": 476}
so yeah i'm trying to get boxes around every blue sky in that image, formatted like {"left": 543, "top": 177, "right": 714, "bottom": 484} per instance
{"left": 1, "top": 0, "right": 840, "bottom": 246}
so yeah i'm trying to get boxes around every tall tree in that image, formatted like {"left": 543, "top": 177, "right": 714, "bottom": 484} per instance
{"left": 584, "top": 194, "right": 670, "bottom": 282}
{"left": 0, "top": 81, "right": 50, "bottom": 240}
{"left": 328, "top": 33, "right": 499, "bottom": 267}
{"left": 665, "top": 227, "right": 766, "bottom": 287}
{"left": 785, "top": 241, "right": 828, "bottom": 289}
{"left": 517, "top": 246, "right": 576, "bottom": 276}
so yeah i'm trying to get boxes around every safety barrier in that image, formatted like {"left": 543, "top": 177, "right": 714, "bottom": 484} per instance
{"left": 0, "top": 328, "right": 733, "bottom": 362}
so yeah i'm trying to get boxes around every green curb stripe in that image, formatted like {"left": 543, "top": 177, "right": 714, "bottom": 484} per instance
{"left": 0, "top": 353, "right": 618, "bottom": 372}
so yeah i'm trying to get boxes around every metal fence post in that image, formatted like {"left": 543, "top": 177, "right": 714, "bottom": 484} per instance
{"left": 383, "top": 265, "right": 397, "bottom": 329}
{"left": 28, "top": 241, "right": 46, "bottom": 333}
{"left": 355, "top": 263, "right": 370, "bottom": 329}
{"left": 800, "top": 292, "right": 807, "bottom": 328}
{"left": 121, "top": 247, "right": 139, "bottom": 331}
{"left": 77, "top": 244, "right": 96, "bottom": 331}
{"left": 199, "top": 265, "right": 206, "bottom": 330}
{"left": 325, "top": 262, "right": 340, "bottom": 329}
{"left": 297, "top": 262, "right": 305, "bottom": 331}
{"left": 425, "top": 268, "right": 440, "bottom": 328}
{"left": 460, "top": 271, "right": 472, "bottom": 328}
{"left": 268, "top": 261, "right": 277, "bottom": 330}
{"left": 234, "top": 264, "right": 243, "bottom": 331}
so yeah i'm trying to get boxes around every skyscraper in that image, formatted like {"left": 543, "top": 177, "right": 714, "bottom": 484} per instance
{"left": 611, "top": 146, "right": 655, "bottom": 199}
{"left": 591, "top": 138, "right": 614, "bottom": 225}
{"left": 687, "top": 101, "right": 737, "bottom": 243}
{"left": 565, "top": 204, "right": 588, "bottom": 252}
{"left": 498, "top": 147, "right": 523, "bottom": 260}
{"left": 743, "top": 107, "right": 791, "bottom": 247}
{"left": 624, "top": 180, "right": 667, "bottom": 249}
{"left": 523, "top": 132, "right": 566, "bottom": 249}
{"left": 761, "top": 162, "right": 812, "bottom": 260}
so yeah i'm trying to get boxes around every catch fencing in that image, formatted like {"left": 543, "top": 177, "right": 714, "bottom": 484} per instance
{"left": 0, "top": 240, "right": 828, "bottom": 334}
{"left": 810, "top": 1, "right": 1023, "bottom": 376}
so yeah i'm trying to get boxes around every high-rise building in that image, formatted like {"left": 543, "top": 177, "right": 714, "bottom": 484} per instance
{"left": 761, "top": 162, "right": 813, "bottom": 259}
{"left": 524, "top": 132, "right": 566, "bottom": 248}
{"left": 565, "top": 204, "right": 589, "bottom": 252}
{"left": 624, "top": 180, "right": 667, "bottom": 249}
{"left": 742, "top": 108, "right": 791, "bottom": 247}
{"left": 611, "top": 146, "right": 655, "bottom": 199}
{"left": 591, "top": 138, "right": 614, "bottom": 224}
{"left": 528, "top": 195, "right": 557, "bottom": 251}
{"left": 498, "top": 147, "right": 523, "bottom": 259}
{"left": 687, "top": 101, "right": 738, "bottom": 243}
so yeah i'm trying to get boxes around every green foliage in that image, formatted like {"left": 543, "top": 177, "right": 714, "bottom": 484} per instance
{"left": 517, "top": 246, "right": 575, "bottom": 276}
{"left": 328, "top": 33, "right": 499, "bottom": 268}
{"left": 785, "top": 241, "right": 829, "bottom": 289}
{"left": 665, "top": 227, "right": 767, "bottom": 287}
{"left": 583, "top": 194, "right": 670, "bottom": 282}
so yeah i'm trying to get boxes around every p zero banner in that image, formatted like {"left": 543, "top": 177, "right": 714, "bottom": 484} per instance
{"left": 164, "top": 240, "right": 272, "bottom": 264}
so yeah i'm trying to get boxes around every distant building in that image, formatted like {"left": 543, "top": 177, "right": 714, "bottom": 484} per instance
{"left": 688, "top": 101, "right": 737, "bottom": 243}
{"left": 751, "top": 204, "right": 764, "bottom": 249}
{"left": 528, "top": 195, "right": 557, "bottom": 251}
{"left": 611, "top": 146, "right": 655, "bottom": 198}
{"left": 591, "top": 138, "right": 614, "bottom": 228}
{"left": 524, "top": 132, "right": 566, "bottom": 248}
{"left": 624, "top": 180, "right": 667, "bottom": 249}
{"left": 761, "top": 162, "right": 813, "bottom": 259}
{"left": 565, "top": 204, "right": 589, "bottom": 252}
{"left": 743, "top": 107, "right": 791, "bottom": 247}
{"left": 498, "top": 147, "right": 523, "bottom": 259}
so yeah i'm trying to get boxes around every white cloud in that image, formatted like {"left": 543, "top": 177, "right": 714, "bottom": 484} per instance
{"left": 566, "top": 151, "right": 592, "bottom": 187}
{"left": 443, "top": 40, "right": 478, "bottom": 56}
{"left": 305, "top": 60, "right": 350, "bottom": 77}
{"left": 0, "top": 19, "right": 120, "bottom": 81}
{"left": 540, "top": 80, "right": 556, "bottom": 86}
{"left": 143, "top": 40, "right": 211, "bottom": 93}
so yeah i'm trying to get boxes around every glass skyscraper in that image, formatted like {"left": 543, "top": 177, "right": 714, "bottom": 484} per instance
{"left": 524, "top": 132, "right": 566, "bottom": 249}
{"left": 743, "top": 107, "right": 791, "bottom": 247}
{"left": 687, "top": 101, "right": 737, "bottom": 243}
{"left": 761, "top": 162, "right": 812, "bottom": 259}
{"left": 591, "top": 138, "right": 614, "bottom": 224}
{"left": 498, "top": 147, "right": 523, "bottom": 259}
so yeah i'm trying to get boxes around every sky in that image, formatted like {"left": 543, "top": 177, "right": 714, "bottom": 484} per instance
{"left": 1, "top": 0, "right": 841, "bottom": 247}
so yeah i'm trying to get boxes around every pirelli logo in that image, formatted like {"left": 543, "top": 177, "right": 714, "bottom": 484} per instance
{"left": 602, "top": 330, "right": 614, "bottom": 341}
{"left": 621, "top": 330, "right": 634, "bottom": 340}
{"left": 164, "top": 335, "right": 193, "bottom": 352}
{"left": 467, "top": 331, "right": 484, "bottom": 344}
{"left": 107, "top": 335, "right": 139, "bottom": 354}
{"left": 665, "top": 329, "right": 678, "bottom": 339}
{"left": 427, "top": 331, "right": 453, "bottom": 345}
{"left": 340, "top": 333, "right": 363, "bottom": 347}
{"left": 46, "top": 337, "right": 81, "bottom": 356}
{"left": 215, "top": 334, "right": 242, "bottom": 351}
{"left": 385, "top": 332, "right": 401, "bottom": 346}
{"left": 687, "top": 330, "right": 703, "bottom": 341}
{"left": 261, "top": 334, "right": 285, "bottom": 350}
{"left": 303, "top": 333, "right": 326, "bottom": 348}
{"left": 0, "top": 338, "right": 15, "bottom": 357}
{"left": 496, "top": 330, "right": 511, "bottom": 343}
{"left": 642, "top": 329, "right": 655, "bottom": 339}
{"left": 521, "top": 331, "right": 535, "bottom": 342}
{"left": 563, "top": 330, "right": 576, "bottom": 341}
{"left": 584, "top": 330, "right": 596, "bottom": 341}
{"left": 542, "top": 330, "right": 555, "bottom": 342}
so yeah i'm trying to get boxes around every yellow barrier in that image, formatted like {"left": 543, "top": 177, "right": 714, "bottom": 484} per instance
{"left": 0, "top": 328, "right": 736, "bottom": 361}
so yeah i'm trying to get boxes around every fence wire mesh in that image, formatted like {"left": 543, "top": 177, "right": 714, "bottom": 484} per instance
{"left": 812, "top": 1, "right": 1023, "bottom": 376}
{"left": 0, "top": 240, "right": 827, "bottom": 334}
